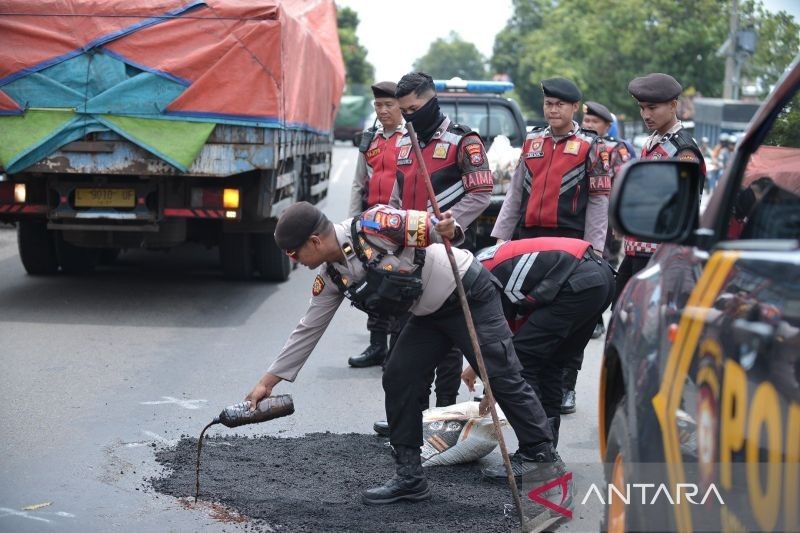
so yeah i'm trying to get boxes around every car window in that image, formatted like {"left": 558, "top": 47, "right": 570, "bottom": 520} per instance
{"left": 439, "top": 101, "right": 521, "bottom": 145}
{"left": 728, "top": 89, "right": 800, "bottom": 240}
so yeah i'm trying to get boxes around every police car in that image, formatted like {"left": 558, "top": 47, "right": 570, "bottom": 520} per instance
{"left": 434, "top": 78, "right": 527, "bottom": 248}
{"left": 601, "top": 56, "right": 799, "bottom": 532}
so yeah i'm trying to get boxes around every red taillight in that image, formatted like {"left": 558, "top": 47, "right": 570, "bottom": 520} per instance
{"left": 0, "top": 182, "right": 14, "bottom": 204}
{"left": 190, "top": 187, "right": 222, "bottom": 208}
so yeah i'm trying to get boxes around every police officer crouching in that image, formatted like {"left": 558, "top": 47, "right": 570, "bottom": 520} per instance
{"left": 244, "top": 202, "right": 567, "bottom": 505}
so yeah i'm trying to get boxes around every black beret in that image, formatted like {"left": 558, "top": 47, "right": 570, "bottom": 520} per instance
{"left": 371, "top": 81, "right": 398, "bottom": 99}
{"left": 584, "top": 101, "right": 613, "bottom": 123}
{"left": 628, "top": 73, "right": 682, "bottom": 103}
{"left": 274, "top": 201, "right": 328, "bottom": 251}
{"left": 541, "top": 77, "right": 582, "bottom": 103}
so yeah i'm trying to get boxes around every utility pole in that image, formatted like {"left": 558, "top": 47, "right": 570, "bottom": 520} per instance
{"left": 723, "top": 0, "right": 739, "bottom": 99}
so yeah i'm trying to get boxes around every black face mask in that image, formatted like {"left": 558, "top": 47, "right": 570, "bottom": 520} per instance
{"left": 402, "top": 96, "right": 444, "bottom": 143}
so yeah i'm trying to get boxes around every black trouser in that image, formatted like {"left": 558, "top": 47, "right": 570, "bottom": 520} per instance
{"left": 366, "top": 314, "right": 396, "bottom": 335}
{"left": 614, "top": 254, "right": 652, "bottom": 305}
{"left": 383, "top": 266, "right": 553, "bottom": 450}
{"left": 514, "top": 258, "right": 615, "bottom": 419}
{"left": 385, "top": 314, "right": 461, "bottom": 408}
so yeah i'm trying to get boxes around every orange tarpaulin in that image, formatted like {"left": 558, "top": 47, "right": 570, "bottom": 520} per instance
{"left": 0, "top": 0, "right": 344, "bottom": 132}
{"left": 744, "top": 145, "right": 800, "bottom": 195}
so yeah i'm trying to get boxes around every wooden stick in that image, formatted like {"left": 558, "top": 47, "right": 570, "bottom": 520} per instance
{"left": 406, "top": 123, "right": 528, "bottom": 532}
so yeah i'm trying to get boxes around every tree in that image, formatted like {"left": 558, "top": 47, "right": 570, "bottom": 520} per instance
{"left": 413, "top": 32, "right": 487, "bottom": 80}
{"left": 491, "top": 0, "right": 799, "bottom": 119}
{"left": 337, "top": 5, "right": 374, "bottom": 94}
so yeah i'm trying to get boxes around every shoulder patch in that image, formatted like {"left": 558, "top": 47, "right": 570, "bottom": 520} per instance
{"left": 312, "top": 275, "right": 325, "bottom": 296}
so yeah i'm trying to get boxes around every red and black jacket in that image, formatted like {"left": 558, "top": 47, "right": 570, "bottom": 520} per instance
{"left": 479, "top": 237, "right": 591, "bottom": 322}
{"left": 518, "top": 127, "right": 609, "bottom": 236}
{"left": 361, "top": 129, "right": 403, "bottom": 208}
{"left": 394, "top": 117, "right": 493, "bottom": 213}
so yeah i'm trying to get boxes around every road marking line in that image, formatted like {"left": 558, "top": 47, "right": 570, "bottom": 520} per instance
{"left": 331, "top": 161, "right": 347, "bottom": 185}
{"left": 140, "top": 396, "right": 207, "bottom": 410}
{"left": 53, "top": 512, "right": 75, "bottom": 518}
{"left": 0, "top": 508, "right": 51, "bottom": 523}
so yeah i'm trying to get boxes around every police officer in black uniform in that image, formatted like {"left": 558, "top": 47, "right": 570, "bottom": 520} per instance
{"left": 244, "top": 202, "right": 566, "bottom": 505}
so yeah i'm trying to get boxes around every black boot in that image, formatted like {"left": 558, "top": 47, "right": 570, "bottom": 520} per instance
{"left": 373, "top": 419, "right": 390, "bottom": 437}
{"left": 362, "top": 446, "right": 431, "bottom": 504}
{"left": 349, "top": 331, "right": 387, "bottom": 368}
{"left": 592, "top": 318, "right": 605, "bottom": 339}
{"left": 482, "top": 441, "right": 565, "bottom": 483}
{"left": 561, "top": 389, "right": 576, "bottom": 414}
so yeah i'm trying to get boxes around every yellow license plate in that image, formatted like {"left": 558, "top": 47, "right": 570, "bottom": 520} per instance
{"left": 75, "top": 188, "right": 135, "bottom": 208}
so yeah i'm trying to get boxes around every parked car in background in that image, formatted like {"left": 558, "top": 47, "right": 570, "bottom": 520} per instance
{"left": 334, "top": 95, "right": 374, "bottom": 145}
{"left": 433, "top": 78, "right": 527, "bottom": 248}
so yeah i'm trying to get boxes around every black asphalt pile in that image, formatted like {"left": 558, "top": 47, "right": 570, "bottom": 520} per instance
{"left": 152, "top": 432, "right": 523, "bottom": 532}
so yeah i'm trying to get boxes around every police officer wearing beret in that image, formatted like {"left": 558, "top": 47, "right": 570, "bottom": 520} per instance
{"left": 384, "top": 72, "right": 494, "bottom": 410}
{"left": 244, "top": 202, "right": 565, "bottom": 505}
{"left": 491, "top": 78, "right": 611, "bottom": 254}
{"left": 616, "top": 73, "right": 706, "bottom": 302}
{"left": 348, "top": 81, "right": 405, "bottom": 369}
{"left": 462, "top": 237, "right": 615, "bottom": 454}
{"left": 551, "top": 100, "right": 636, "bottom": 416}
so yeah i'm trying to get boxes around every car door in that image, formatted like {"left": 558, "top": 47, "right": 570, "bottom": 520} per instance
{"left": 658, "top": 78, "right": 800, "bottom": 533}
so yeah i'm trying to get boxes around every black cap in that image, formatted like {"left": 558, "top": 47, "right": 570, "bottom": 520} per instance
{"left": 628, "top": 73, "right": 682, "bottom": 103}
{"left": 541, "top": 77, "right": 582, "bottom": 103}
{"left": 583, "top": 101, "right": 613, "bottom": 123}
{"left": 274, "top": 201, "right": 328, "bottom": 251}
{"left": 371, "top": 81, "right": 398, "bottom": 99}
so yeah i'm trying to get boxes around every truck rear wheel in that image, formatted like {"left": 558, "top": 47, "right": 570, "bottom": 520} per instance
{"left": 56, "top": 235, "right": 99, "bottom": 274}
{"left": 254, "top": 233, "right": 290, "bottom": 282}
{"left": 17, "top": 221, "right": 59, "bottom": 275}
{"left": 220, "top": 232, "right": 254, "bottom": 280}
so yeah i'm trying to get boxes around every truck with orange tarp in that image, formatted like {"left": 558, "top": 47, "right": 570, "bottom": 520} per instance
{"left": 0, "top": 0, "right": 345, "bottom": 280}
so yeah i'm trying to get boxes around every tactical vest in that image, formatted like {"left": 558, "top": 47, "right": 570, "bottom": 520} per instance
{"left": 479, "top": 237, "right": 591, "bottom": 309}
{"left": 625, "top": 128, "right": 706, "bottom": 257}
{"left": 326, "top": 218, "right": 425, "bottom": 318}
{"left": 360, "top": 129, "right": 403, "bottom": 208}
{"left": 518, "top": 128, "right": 599, "bottom": 235}
{"left": 395, "top": 121, "right": 477, "bottom": 212}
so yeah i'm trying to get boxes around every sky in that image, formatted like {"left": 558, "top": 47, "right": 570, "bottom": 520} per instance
{"left": 337, "top": 0, "right": 798, "bottom": 84}
{"left": 336, "top": 0, "right": 512, "bottom": 82}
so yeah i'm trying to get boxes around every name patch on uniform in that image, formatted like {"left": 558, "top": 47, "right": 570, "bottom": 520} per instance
{"left": 366, "top": 147, "right": 381, "bottom": 159}
{"left": 397, "top": 145, "right": 412, "bottom": 165}
{"left": 465, "top": 143, "right": 484, "bottom": 166}
{"left": 312, "top": 275, "right": 325, "bottom": 296}
{"left": 432, "top": 142, "right": 449, "bottom": 159}
{"left": 405, "top": 210, "right": 429, "bottom": 247}
{"left": 589, "top": 175, "right": 612, "bottom": 194}
{"left": 525, "top": 151, "right": 544, "bottom": 158}
{"left": 564, "top": 140, "right": 581, "bottom": 155}
{"left": 462, "top": 170, "right": 494, "bottom": 192}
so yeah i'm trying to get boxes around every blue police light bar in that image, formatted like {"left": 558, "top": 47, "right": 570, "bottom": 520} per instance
{"left": 434, "top": 77, "right": 514, "bottom": 94}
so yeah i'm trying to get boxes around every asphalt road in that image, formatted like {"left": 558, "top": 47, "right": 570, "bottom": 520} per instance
{"left": 0, "top": 144, "right": 607, "bottom": 532}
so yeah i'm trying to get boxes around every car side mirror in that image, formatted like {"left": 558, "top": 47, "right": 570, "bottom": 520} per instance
{"left": 610, "top": 160, "right": 702, "bottom": 244}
